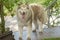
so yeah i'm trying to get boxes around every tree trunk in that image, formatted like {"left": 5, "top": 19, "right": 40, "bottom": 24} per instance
{"left": 47, "top": 9, "right": 51, "bottom": 27}
{"left": 0, "top": 0, "right": 5, "bottom": 33}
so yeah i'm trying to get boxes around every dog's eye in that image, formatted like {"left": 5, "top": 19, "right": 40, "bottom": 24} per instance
{"left": 18, "top": 6, "right": 21, "bottom": 9}
{"left": 18, "top": 11, "right": 21, "bottom": 14}
{"left": 27, "top": 6, "right": 29, "bottom": 9}
{"left": 19, "top": 11, "right": 21, "bottom": 13}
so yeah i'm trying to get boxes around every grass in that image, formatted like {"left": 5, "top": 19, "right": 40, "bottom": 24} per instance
{"left": 43, "top": 38, "right": 60, "bottom": 40}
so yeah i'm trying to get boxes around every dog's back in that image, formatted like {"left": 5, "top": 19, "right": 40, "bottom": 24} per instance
{"left": 29, "top": 3, "right": 48, "bottom": 24}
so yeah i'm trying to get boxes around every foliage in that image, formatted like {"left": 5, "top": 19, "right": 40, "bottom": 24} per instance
{"left": 3, "top": 0, "right": 18, "bottom": 11}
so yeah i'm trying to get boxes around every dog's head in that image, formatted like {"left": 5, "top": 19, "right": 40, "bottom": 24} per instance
{"left": 17, "top": 3, "right": 32, "bottom": 19}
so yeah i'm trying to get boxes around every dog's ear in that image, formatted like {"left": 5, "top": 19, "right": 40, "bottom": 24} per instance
{"left": 25, "top": 2, "right": 29, "bottom": 9}
{"left": 18, "top": 2, "right": 23, "bottom": 6}
{"left": 25, "top": 2, "right": 28, "bottom": 5}
{"left": 17, "top": 2, "right": 23, "bottom": 9}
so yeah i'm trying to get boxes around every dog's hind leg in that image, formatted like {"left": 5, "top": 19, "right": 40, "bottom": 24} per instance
{"left": 37, "top": 19, "right": 43, "bottom": 33}
{"left": 33, "top": 20, "right": 38, "bottom": 32}
{"left": 39, "top": 22, "right": 43, "bottom": 33}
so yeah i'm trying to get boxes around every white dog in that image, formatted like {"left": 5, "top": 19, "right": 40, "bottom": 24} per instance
{"left": 16, "top": 3, "right": 48, "bottom": 40}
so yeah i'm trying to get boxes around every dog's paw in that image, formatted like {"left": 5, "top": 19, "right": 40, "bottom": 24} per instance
{"left": 39, "top": 31, "right": 43, "bottom": 34}
{"left": 32, "top": 29, "right": 36, "bottom": 32}
{"left": 27, "top": 37, "right": 31, "bottom": 40}
{"left": 19, "top": 37, "right": 22, "bottom": 40}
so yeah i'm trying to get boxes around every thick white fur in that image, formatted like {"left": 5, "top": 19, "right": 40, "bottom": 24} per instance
{"left": 16, "top": 3, "right": 48, "bottom": 40}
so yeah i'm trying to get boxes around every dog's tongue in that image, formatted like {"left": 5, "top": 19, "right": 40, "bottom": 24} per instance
{"left": 22, "top": 15, "right": 25, "bottom": 19}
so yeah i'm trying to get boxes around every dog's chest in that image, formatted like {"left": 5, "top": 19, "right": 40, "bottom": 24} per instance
{"left": 20, "top": 21, "right": 31, "bottom": 26}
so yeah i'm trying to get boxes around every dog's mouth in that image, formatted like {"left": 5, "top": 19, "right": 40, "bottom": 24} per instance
{"left": 22, "top": 12, "right": 25, "bottom": 19}
{"left": 22, "top": 15, "right": 25, "bottom": 19}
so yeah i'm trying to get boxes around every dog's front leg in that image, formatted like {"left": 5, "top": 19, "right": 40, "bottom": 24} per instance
{"left": 27, "top": 24, "right": 32, "bottom": 40}
{"left": 18, "top": 25, "right": 23, "bottom": 40}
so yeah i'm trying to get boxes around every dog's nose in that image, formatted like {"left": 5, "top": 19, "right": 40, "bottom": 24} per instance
{"left": 23, "top": 12, "right": 25, "bottom": 15}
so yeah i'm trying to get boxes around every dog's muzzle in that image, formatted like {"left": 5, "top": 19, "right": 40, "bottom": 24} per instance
{"left": 22, "top": 12, "right": 25, "bottom": 19}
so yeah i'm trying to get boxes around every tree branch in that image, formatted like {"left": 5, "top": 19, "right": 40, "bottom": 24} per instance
{"left": 46, "top": 0, "right": 57, "bottom": 10}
